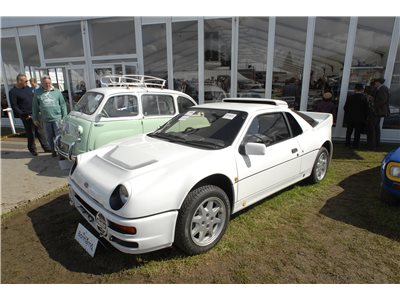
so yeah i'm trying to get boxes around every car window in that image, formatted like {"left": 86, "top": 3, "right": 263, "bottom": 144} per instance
{"left": 142, "top": 94, "right": 175, "bottom": 116}
{"left": 285, "top": 112, "right": 303, "bottom": 137}
{"left": 102, "top": 95, "right": 138, "bottom": 118}
{"left": 245, "top": 113, "right": 291, "bottom": 146}
{"left": 177, "top": 96, "right": 195, "bottom": 113}
{"left": 74, "top": 92, "right": 104, "bottom": 115}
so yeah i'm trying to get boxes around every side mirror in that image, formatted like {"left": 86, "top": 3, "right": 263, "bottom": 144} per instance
{"left": 239, "top": 142, "right": 266, "bottom": 156}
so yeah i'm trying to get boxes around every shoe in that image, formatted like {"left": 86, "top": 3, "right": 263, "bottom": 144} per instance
{"left": 30, "top": 150, "right": 38, "bottom": 156}
{"left": 52, "top": 151, "right": 58, "bottom": 157}
{"left": 44, "top": 149, "right": 52, "bottom": 153}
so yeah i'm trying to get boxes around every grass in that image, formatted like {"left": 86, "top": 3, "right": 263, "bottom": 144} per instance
{"left": 1, "top": 143, "right": 400, "bottom": 283}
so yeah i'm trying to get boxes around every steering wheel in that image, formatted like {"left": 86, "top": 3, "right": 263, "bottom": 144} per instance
{"left": 183, "top": 127, "right": 196, "bottom": 134}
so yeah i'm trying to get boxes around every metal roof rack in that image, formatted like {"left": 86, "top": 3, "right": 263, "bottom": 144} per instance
{"left": 100, "top": 75, "right": 166, "bottom": 89}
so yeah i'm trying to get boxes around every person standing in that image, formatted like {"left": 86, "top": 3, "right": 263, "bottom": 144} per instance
{"left": 370, "top": 78, "right": 390, "bottom": 149}
{"left": 317, "top": 90, "right": 337, "bottom": 125}
{"left": 344, "top": 83, "right": 368, "bottom": 148}
{"left": 9, "top": 74, "right": 51, "bottom": 156}
{"left": 29, "top": 78, "right": 40, "bottom": 93}
{"left": 32, "top": 75, "right": 67, "bottom": 157}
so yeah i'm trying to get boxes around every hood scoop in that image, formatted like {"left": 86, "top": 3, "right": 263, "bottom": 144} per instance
{"left": 102, "top": 145, "right": 158, "bottom": 170}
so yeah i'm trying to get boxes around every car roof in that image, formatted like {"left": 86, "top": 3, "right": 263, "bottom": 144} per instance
{"left": 87, "top": 87, "right": 191, "bottom": 98}
{"left": 195, "top": 101, "right": 288, "bottom": 114}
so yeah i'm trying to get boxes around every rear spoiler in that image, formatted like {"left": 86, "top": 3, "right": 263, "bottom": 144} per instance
{"left": 222, "top": 98, "right": 288, "bottom": 107}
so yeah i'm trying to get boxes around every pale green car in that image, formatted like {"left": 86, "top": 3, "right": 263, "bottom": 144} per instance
{"left": 56, "top": 83, "right": 196, "bottom": 160}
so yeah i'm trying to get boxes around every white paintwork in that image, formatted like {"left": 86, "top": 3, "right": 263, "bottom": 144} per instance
{"left": 69, "top": 99, "right": 333, "bottom": 254}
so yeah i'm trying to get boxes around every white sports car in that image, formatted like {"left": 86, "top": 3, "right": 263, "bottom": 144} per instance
{"left": 68, "top": 98, "right": 333, "bottom": 255}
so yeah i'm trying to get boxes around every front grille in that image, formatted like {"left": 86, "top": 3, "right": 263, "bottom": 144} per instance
{"left": 60, "top": 142, "right": 69, "bottom": 153}
{"left": 75, "top": 193, "right": 98, "bottom": 217}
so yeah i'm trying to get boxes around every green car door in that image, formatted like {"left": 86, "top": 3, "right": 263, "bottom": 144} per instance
{"left": 87, "top": 94, "right": 143, "bottom": 151}
{"left": 141, "top": 94, "right": 177, "bottom": 132}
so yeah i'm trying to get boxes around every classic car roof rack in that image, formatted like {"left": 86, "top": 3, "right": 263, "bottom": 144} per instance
{"left": 223, "top": 98, "right": 288, "bottom": 107}
{"left": 100, "top": 75, "right": 166, "bottom": 89}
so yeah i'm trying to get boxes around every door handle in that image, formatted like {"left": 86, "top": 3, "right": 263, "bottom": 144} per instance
{"left": 291, "top": 148, "right": 298, "bottom": 154}
{"left": 94, "top": 124, "right": 104, "bottom": 127}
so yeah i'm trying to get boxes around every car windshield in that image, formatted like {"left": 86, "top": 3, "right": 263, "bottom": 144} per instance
{"left": 74, "top": 92, "right": 104, "bottom": 115}
{"left": 148, "top": 108, "right": 248, "bottom": 149}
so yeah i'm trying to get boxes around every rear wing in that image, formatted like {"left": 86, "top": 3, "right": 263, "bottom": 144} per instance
{"left": 223, "top": 98, "right": 288, "bottom": 107}
{"left": 295, "top": 111, "right": 333, "bottom": 128}
{"left": 100, "top": 75, "right": 166, "bottom": 89}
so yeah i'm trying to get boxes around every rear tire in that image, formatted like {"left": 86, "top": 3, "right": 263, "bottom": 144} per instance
{"left": 175, "top": 185, "right": 230, "bottom": 255}
{"left": 308, "top": 147, "right": 329, "bottom": 184}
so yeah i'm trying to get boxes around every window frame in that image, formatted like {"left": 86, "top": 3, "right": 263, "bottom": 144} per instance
{"left": 141, "top": 94, "right": 176, "bottom": 117}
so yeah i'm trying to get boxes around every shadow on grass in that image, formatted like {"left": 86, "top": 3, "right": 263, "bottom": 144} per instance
{"left": 27, "top": 194, "right": 185, "bottom": 275}
{"left": 320, "top": 166, "right": 400, "bottom": 241}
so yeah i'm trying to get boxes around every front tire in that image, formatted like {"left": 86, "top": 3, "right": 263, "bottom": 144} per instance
{"left": 175, "top": 185, "right": 231, "bottom": 255}
{"left": 308, "top": 147, "right": 329, "bottom": 184}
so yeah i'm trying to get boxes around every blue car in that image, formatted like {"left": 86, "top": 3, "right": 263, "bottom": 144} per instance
{"left": 381, "top": 147, "right": 400, "bottom": 205}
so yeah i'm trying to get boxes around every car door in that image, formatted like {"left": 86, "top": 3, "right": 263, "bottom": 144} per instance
{"left": 235, "top": 112, "right": 302, "bottom": 205}
{"left": 87, "top": 94, "right": 143, "bottom": 151}
{"left": 141, "top": 94, "right": 177, "bottom": 132}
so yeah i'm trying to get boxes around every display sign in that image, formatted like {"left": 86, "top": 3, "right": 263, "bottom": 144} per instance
{"left": 75, "top": 223, "right": 99, "bottom": 257}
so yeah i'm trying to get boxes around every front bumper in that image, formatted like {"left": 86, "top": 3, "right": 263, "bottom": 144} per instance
{"left": 55, "top": 135, "right": 78, "bottom": 160}
{"left": 68, "top": 179, "right": 178, "bottom": 254}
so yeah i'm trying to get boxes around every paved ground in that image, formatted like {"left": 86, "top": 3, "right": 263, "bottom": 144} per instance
{"left": 1, "top": 136, "right": 71, "bottom": 214}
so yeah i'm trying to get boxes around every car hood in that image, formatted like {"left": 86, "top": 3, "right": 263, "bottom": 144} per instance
{"left": 70, "top": 134, "right": 219, "bottom": 213}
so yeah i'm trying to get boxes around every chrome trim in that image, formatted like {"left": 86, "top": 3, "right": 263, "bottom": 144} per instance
{"left": 55, "top": 134, "right": 80, "bottom": 161}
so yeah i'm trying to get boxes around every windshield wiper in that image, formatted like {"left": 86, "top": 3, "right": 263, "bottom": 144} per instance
{"left": 184, "top": 139, "right": 224, "bottom": 149}
{"left": 148, "top": 132, "right": 186, "bottom": 142}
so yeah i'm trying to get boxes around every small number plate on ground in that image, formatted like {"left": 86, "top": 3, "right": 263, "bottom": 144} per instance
{"left": 75, "top": 223, "right": 98, "bottom": 257}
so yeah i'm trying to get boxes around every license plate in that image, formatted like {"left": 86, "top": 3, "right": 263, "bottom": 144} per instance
{"left": 75, "top": 223, "right": 98, "bottom": 257}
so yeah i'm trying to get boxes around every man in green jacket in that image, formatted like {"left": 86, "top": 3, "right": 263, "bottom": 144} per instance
{"left": 33, "top": 75, "right": 67, "bottom": 157}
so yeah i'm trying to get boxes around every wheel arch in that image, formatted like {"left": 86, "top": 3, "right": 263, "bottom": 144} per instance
{"left": 322, "top": 140, "right": 333, "bottom": 162}
{"left": 183, "top": 174, "right": 234, "bottom": 213}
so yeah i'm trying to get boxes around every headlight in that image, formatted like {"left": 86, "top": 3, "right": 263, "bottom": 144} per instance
{"left": 109, "top": 184, "right": 130, "bottom": 210}
{"left": 386, "top": 162, "right": 400, "bottom": 182}
{"left": 75, "top": 125, "right": 83, "bottom": 137}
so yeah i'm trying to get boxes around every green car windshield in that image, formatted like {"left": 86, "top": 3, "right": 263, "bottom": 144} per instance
{"left": 148, "top": 108, "right": 248, "bottom": 149}
{"left": 74, "top": 92, "right": 104, "bottom": 115}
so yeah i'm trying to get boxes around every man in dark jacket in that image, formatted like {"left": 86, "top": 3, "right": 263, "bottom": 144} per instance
{"left": 370, "top": 77, "right": 390, "bottom": 148}
{"left": 344, "top": 83, "right": 368, "bottom": 148}
{"left": 9, "top": 74, "right": 51, "bottom": 156}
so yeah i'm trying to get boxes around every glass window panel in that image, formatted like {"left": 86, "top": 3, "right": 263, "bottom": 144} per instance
{"left": 41, "top": 22, "right": 84, "bottom": 58}
{"left": 89, "top": 18, "right": 136, "bottom": 56}
{"left": 309, "top": 17, "right": 350, "bottom": 121}
{"left": 142, "top": 94, "right": 175, "bottom": 116}
{"left": 238, "top": 17, "right": 268, "bottom": 99}
{"left": 143, "top": 24, "right": 167, "bottom": 80}
{"left": 204, "top": 18, "right": 232, "bottom": 102}
{"left": 19, "top": 35, "right": 40, "bottom": 67}
{"left": 273, "top": 17, "right": 307, "bottom": 107}
{"left": 349, "top": 17, "right": 394, "bottom": 89}
{"left": 383, "top": 45, "right": 400, "bottom": 129}
{"left": 1, "top": 37, "right": 20, "bottom": 86}
{"left": 103, "top": 95, "right": 138, "bottom": 118}
{"left": 347, "top": 17, "right": 394, "bottom": 128}
{"left": 173, "top": 21, "right": 198, "bottom": 102}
